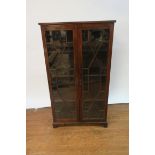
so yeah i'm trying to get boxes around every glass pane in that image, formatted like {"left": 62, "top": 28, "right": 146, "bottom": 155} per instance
{"left": 45, "top": 30, "right": 77, "bottom": 120}
{"left": 82, "top": 29, "right": 109, "bottom": 120}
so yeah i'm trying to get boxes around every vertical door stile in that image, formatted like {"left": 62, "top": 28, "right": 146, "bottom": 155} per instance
{"left": 80, "top": 27, "right": 84, "bottom": 122}
{"left": 78, "top": 24, "right": 83, "bottom": 122}
{"left": 73, "top": 24, "right": 80, "bottom": 122}
{"left": 77, "top": 25, "right": 81, "bottom": 122}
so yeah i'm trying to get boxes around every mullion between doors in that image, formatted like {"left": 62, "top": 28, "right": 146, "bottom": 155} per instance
{"left": 77, "top": 26, "right": 83, "bottom": 121}
{"left": 73, "top": 25, "right": 81, "bottom": 122}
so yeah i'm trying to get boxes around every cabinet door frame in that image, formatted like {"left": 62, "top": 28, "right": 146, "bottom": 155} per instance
{"left": 77, "top": 23, "right": 115, "bottom": 122}
{"left": 40, "top": 24, "right": 80, "bottom": 122}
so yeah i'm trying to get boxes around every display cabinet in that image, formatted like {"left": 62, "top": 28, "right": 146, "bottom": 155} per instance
{"left": 39, "top": 21, "right": 116, "bottom": 127}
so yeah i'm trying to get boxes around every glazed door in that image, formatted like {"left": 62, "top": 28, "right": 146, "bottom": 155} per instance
{"left": 41, "top": 25, "right": 79, "bottom": 122}
{"left": 78, "top": 24, "right": 112, "bottom": 121}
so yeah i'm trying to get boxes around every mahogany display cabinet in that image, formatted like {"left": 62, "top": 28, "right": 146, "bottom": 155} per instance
{"left": 39, "top": 21, "right": 116, "bottom": 127}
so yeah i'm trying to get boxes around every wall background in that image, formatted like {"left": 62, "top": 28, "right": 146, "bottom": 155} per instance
{"left": 26, "top": 0, "right": 129, "bottom": 109}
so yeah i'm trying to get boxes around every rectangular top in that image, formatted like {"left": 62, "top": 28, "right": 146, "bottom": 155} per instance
{"left": 38, "top": 20, "right": 116, "bottom": 25}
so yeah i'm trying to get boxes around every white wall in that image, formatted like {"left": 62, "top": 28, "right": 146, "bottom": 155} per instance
{"left": 26, "top": 0, "right": 129, "bottom": 108}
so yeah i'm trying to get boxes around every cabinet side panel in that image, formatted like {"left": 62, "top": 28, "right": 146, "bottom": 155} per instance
{"left": 104, "top": 23, "right": 115, "bottom": 121}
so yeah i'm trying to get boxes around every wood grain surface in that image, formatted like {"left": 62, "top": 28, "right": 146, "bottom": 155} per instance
{"left": 27, "top": 103, "right": 128, "bottom": 155}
